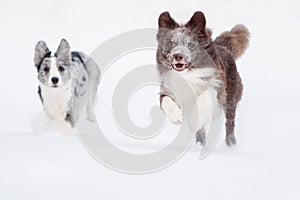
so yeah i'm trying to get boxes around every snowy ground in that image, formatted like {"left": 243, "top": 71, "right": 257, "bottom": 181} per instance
{"left": 1, "top": 0, "right": 300, "bottom": 199}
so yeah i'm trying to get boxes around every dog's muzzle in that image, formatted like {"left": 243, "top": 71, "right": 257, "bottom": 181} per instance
{"left": 169, "top": 46, "right": 191, "bottom": 71}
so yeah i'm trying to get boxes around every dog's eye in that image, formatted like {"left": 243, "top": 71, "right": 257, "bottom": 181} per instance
{"left": 189, "top": 43, "right": 195, "bottom": 49}
{"left": 44, "top": 67, "right": 49, "bottom": 73}
{"left": 58, "top": 66, "right": 65, "bottom": 72}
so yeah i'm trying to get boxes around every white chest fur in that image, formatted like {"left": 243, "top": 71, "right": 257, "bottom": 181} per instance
{"left": 40, "top": 81, "right": 72, "bottom": 121}
{"left": 161, "top": 68, "right": 221, "bottom": 132}
{"left": 162, "top": 67, "right": 220, "bottom": 97}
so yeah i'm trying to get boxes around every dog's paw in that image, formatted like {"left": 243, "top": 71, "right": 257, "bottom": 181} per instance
{"left": 30, "top": 112, "right": 50, "bottom": 134}
{"left": 161, "top": 96, "right": 183, "bottom": 125}
{"left": 87, "top": 114, "right": 96, "bottom": 122}
{"left": 226, "top": 134, "right": 236, "bottom": 146}
{"left": 87, "top": 112, "right": 96, "bottom": 122}
{"left": 59, "top": 121, "right": 76, "bottom": 136}
{"left": 196, "top": 129, "right": 206, "bottom": 146}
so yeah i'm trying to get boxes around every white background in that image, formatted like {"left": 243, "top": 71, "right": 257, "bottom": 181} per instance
{"left": 0, "top": 0, "right": 300, "bottom": 199}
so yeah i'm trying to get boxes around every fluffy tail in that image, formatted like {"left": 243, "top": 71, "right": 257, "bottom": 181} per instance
{"left": 214, "top": 24, "right": 250, "bottom": 59}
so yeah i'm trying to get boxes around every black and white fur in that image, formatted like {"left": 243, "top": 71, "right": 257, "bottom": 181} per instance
{"left": 34, "top": 39, "right": 100, "bottom": 132}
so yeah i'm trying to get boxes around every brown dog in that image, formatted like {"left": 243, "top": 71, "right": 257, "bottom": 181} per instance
{"left": 156, "top": 11, "right": 250, "bottom": 146}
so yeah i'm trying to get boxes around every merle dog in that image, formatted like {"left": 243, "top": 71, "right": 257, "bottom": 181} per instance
{"left": 34, "top": 39, "right": 100, "bottom": 133}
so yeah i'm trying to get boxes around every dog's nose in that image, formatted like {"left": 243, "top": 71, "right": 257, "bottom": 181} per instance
{"left": 173, "top": 54, "right": 183, "bottom": 62}
{"left": 51, "top": 77, "right": 59, "bottom": 84}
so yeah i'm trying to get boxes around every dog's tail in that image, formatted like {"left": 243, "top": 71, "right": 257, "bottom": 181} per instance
{"left": 214, "top": 24, "right": 250, "bottom": 59}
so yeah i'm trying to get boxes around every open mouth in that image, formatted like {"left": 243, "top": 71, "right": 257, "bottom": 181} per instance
{"left": 52, "top": 85, "right": 58, "bottom": 88}
{"left": 172, "top": 63, "right": 190, "bottom": 71}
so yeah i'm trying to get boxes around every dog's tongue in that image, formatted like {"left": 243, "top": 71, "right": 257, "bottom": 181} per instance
{"left": 174, "top": 63, "right": 185, "bottom": 70}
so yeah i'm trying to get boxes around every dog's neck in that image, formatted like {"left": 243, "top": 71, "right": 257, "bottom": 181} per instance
{"left": 40, "top": 80, "right": 72, "bottom": 121}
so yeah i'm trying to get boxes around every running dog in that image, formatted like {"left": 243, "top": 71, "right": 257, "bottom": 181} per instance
{"left": 156, "top": 11, "right": 250, "bottom": 146}
{"left": 34, "top": 39, "right": 100, "bottom": 133}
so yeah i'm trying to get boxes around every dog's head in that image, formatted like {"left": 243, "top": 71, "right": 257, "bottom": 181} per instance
{"left": 157, "top": 11, "right": 212, "bottom": 72}
{"left": 34, "top": 39, "right": 72, "bottom": 88}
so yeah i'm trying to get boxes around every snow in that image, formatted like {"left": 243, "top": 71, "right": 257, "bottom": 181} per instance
{"left": 1, "top": 0, "right": 300, "bottom": 199}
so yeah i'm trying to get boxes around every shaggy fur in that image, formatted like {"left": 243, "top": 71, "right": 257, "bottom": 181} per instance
{"left": 157, "top": 11, "right": 250, "bottom": 146}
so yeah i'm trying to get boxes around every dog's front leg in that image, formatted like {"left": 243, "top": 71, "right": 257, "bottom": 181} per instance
{"left": 160, "top": 95, "right": 182, "bottom": 125}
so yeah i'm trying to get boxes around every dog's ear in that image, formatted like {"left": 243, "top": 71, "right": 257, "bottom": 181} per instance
{"left": 185, "top": 11, "right": 206, "bottom": 35}
{"left": 55, "top": 39, "right": 71, "bottom": 65}
{"left": 158, "top": 12, "right": 180, "bottom": 29}
{"left": 34, "top": 40, "right": 51, "bottom": 68}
